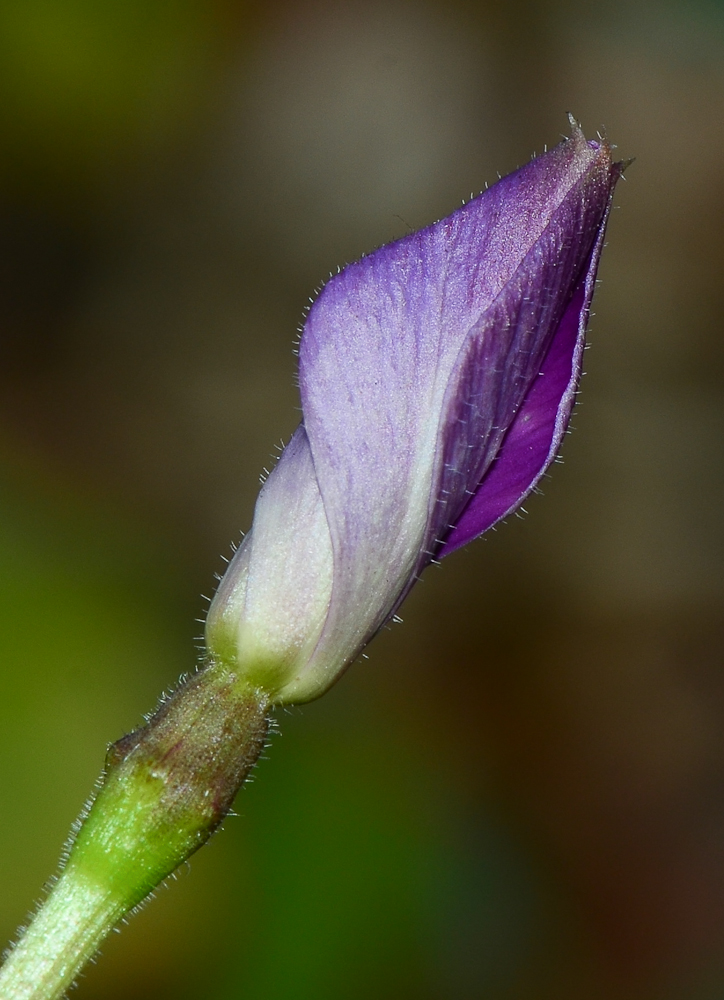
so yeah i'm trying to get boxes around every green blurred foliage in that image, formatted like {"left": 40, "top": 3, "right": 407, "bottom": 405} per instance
{"left": 0, "top": 0, "right": 247, "bottom": 203}
{"left": 0, "top": 449, "right": 191, "bottom": 918}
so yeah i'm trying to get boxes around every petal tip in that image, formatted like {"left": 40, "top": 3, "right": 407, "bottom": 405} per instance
{"left": 566, "top": 111, "right": 585, "bottom": 138}
{"left": 565, "top": 114, "right": 619, "bottom": 173}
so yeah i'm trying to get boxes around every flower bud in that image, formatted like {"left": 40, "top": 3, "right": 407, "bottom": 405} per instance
{"left": 206, "top": 117, "right": 623, "bottom": 704}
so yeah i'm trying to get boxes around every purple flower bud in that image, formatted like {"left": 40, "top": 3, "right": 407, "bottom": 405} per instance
{"left": 207, "top": 117, "right": 623, "bottom": 704}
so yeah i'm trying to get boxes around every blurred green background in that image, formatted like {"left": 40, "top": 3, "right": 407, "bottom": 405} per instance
{"left": 1, "top": 1, "right": 723, "bottom": 997}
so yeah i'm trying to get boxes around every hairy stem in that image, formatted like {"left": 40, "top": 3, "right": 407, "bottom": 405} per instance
{"left": 0, "top": 664, "right": 270, "bottom": 1000}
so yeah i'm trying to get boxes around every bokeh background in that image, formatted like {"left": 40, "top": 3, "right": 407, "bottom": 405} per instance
{"left": 0, "top": 1, "right": 722, "bottom": 997}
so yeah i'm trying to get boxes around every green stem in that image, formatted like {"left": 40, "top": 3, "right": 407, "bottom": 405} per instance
{"left": 0, "top": 664, "right": 270, "bottom": 1000}
{"left": 0, "top": 868, "right": 126, "bottom": 1000}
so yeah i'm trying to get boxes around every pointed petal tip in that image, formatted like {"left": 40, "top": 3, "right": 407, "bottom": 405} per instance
{"left": 564, "top": 114, "right": 618, "bottom": 170}
{"left": 566, "top": 111, "right": 585, "bottom": 138}
{"left": 564, "top": 113, "right": 600, "bottom": 156}
{"left": 564, "top": 115, "right": 632, "bottom": 186}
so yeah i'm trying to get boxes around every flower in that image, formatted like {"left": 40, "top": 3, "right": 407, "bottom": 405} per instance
{"left": 206, "top": 117, "right": 622, "bottom": 704}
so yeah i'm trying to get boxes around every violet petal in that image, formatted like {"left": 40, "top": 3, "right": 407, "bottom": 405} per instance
{"left": 298, "top": 126, "right": 620, "bottom": 680}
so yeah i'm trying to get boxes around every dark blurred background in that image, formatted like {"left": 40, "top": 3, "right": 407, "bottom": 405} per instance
{"left": 0, "top": 1, "right": 722, "bottom": 997}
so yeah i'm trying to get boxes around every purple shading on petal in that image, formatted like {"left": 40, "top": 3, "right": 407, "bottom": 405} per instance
{"left": 423, "top": 162, "right": 614, "bottom": 566}
{"left": 438, "top": 279, "right": 585, "bottom": 555}
{"left": 437, "top": 157, "right": 619, "bottom": 558}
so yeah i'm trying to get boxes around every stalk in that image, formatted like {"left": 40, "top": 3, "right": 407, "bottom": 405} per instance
{"left": 0, "top": 664, "right": 270, "bottom": 1000}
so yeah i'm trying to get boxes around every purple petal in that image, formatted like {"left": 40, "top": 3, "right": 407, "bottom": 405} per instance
{"left": 436, "top": 150, "right": 619, "bottom": 556}
{"left": 426, "top": 158, "right": 619, "bottom": 563}
{"left": 298, "top": 126, "right": 620, "bottom": 673}
{"left": 438, "top": 277, "right": 586, "bottom": 554}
